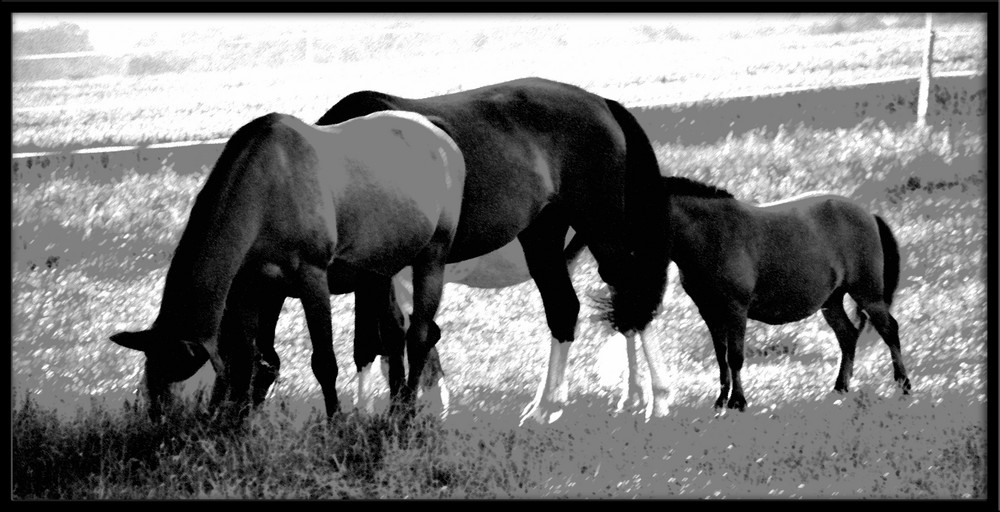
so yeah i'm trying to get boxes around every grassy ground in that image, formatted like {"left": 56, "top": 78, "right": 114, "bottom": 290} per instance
{"left": 11, "top": 117, "right": 987, "bottom": 498}
{"left": 12, "top": 17, "right": 987, "bottom": 150}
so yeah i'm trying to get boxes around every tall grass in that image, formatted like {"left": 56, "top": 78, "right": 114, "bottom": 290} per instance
{"left": 11, "top": 120, "right": 987, "bottom": 498}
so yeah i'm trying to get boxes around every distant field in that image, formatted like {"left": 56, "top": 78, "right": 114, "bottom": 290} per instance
{"left": 11, "top": 116, "right": 987, "bottom": 498}
{"left": 12, "top": 22, "right": 986, "bottom": 151}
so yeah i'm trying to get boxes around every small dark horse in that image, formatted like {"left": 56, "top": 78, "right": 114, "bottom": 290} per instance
{"left": 313, "top": 77, "right": 673, "bottom": 423}
{"left": 110, "top": 110, "right": 466, "bottom": 419}
{"left": 662, "top": 176, "right": 911, "bottom": 411}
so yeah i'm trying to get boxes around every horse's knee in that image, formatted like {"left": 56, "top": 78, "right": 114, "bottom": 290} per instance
{"left": 547, "top": 301, "right": 579, "bottom": 342}
{"left": 727, "top": 342, "right": 745, "bottom": 371}
{"left": 310, "top": 348, "right": 339, "bottom": 385}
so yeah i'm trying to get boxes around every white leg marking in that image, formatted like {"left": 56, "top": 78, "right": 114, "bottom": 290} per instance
{"left": 596, "top": 331, "right": 628, "bottom": 388}
{"left": 520, "top": 337, "right": 571, "bottom": 426}
{"left": 356, "top": 362, "right": 377, "bottom": 415}
{"left": 616, "top": 331, "right": 647, "bottom": 414}
{"left": 419, "top": 377, "right": 451, "bottom": 421}
{"left": 639, "top": 328, "right": 671, "bottom": 419}
{"left": 392, "top": 272, "right": 414, "bottom": 330}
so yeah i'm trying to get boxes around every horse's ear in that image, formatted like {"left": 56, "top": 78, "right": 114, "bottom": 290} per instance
{"left": 110, "top": 330, "right": 157, "bottom": 352}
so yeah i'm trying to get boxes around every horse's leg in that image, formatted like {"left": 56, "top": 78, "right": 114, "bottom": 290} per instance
{"left": 861, "top": 302, "right": 912, "bottom": 394}
{"left": 616, "top": 331, "right": 646, "bottom": 414}
{"left": 619, "top": 263, "right": 674, "bottom": 419}
{"left": 636, "top": 327, "right": 672, "bottom": 418}
{"left": 706, "top": 317, "right": 731, "bottom": 410}
{"left": 517, "top": 209, "right": 580, "bottom": 426}
{"left": 400, "top": 246, "right": 449, "bottom": 411}
{"left": 821, "top": 292, "right": 860, "bottom": 393}
{"left": 211, "top": 274, "right": 260, "bottom": 417}
{"left": 354, "top": 276, "right": 398, "bottom": 414}
{"left": 250, "top": 293, "right": 285, "bottom": 407}
{"left": 387, "top": 272, "right": 450, "bottom": 418}
{"left": 299, "top": 264, "right": 339, "bottom": 418}
{"left": 418, "top": 346, "right": 450, "bottom": 419}
{"left": 702, "top": 307, "right": 749, "bottom": 411}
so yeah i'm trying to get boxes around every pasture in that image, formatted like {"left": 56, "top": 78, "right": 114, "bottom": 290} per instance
{"left": 12, "top": 118, "right": 987, "bottom": 498}
{"left": 11, "top": 13, "right": 989, "bottom": 499}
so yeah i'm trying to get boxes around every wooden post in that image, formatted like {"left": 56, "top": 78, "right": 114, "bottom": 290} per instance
{"left": 917, "top": 13, "right": 935, "bottom": 127}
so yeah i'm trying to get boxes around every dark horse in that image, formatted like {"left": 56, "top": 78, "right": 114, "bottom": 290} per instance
{"left": 224, "top": 77, "right": 672, "bottom": 423}
{"left": 316, "top": 77, "right": 673, "bottom": 423}
{"left": 661, "top": 176, "right": 911, "bottom": 411}
{"left": 110, "top": 110, "right": 466, "bottom": 419}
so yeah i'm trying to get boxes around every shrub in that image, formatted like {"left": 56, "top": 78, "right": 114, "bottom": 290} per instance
{"left": 126, "top": 53, "right": 194, "bottom": 76}
{"left": 13, "top": 22, "right": 93, "bottom": 56}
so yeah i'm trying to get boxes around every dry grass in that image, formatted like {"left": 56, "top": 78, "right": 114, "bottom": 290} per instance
{"left": 11, "top": 118, "right": 987, "bottom": 498}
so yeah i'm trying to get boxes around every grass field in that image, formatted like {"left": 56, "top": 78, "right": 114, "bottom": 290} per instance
{"left": 11, "top": 114, "right": 987, "bottom": 498}
{"left": 12, "top": 16, "right": 987, "bottom": 151}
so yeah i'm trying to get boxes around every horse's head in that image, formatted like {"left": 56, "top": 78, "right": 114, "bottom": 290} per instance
{"left": 110, "top": 328, "right": 211, "bottom": 419}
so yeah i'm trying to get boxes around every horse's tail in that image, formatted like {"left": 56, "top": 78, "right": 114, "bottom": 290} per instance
{"left": 600, "top": 99, "right": 671, "bottom": 333}
{"left": 874, "top": 214, "right": 901, "bottom": 307}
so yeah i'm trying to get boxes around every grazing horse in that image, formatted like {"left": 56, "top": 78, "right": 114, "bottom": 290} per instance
{"left": 110, "top": 110, "right": 466, "bottom": 419}
{"left": 314, "top": 77, "right": 673, "bottom": 423}
{"left": 660, "top": 176, "right": 911, "bottom": 411}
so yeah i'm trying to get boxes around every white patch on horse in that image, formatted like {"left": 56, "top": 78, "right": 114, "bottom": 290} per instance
{"left": 530, "top": 145, "right": 555, "bottom": 194}
{"left": 520, "top": 337, "right": 571, "bottom": 425}
{"left": 356, "top": 362, "right": 377, "bottom": 414}
{"left": 437, "top": 147, "right": 453, "bottom": 189}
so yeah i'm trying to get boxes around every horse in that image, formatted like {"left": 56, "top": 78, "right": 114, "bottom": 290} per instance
{"left": 311, "top": 77, "right": 673, "bottom": 424}
{"left": 110, "top": 109, "right": 466, "bottom": 420}
{"left": 659, "top": 176, "right": 911, "bottom": 411}
{"left": 355, "top": 229, "right": 588, "bottom": 419}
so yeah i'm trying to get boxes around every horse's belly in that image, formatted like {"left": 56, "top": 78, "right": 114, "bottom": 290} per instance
{"left": 748, "top": 286, "right": 829, "bottom": 325}
{"left": 452, "top": 239, "right": 532, "bottom": 288}
{"left": 395, "top": 238, "right": 532, "bottom": 291}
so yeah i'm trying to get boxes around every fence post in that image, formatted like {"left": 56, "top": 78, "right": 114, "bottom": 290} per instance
{"left": 917, "top": 13, "right": 935, "bottom": 127}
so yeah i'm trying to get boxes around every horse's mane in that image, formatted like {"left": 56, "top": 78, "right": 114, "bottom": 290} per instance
{"left": 661, "top": 176, "right": 734, "bottom": 199}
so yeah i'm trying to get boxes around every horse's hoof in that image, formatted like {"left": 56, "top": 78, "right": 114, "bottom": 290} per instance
{"left": 418, "top": 384, "right": 451, "bottom": 420}
{"left": 519, "top": 403, "right": 564, "bottom": 426}
{"left": 727, "top": 397, "right": 747, "bottom": 412}
{"left": 649, "top": 396, "right": 671, "bottom": 419}
{"left": 899, "top": 378, "right": 912, "bottom": 395}
{"left": 713, "top": 397, "right": 726, "bottom": 409}
{"left": 617, "top": 392, "right": 646, "bottom": 416}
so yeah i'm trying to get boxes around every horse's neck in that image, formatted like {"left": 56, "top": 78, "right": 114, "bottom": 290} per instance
{"left": 668, "top": 196, "right": 743, "bottom": 267}
{"left": 156, "top": 141, "right": 277, "bottom": 341}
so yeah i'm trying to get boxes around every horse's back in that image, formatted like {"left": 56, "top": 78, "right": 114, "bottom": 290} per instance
{"left": 303, "top": 110, "right": 466, "bottom": 274}
{"left": 748, "top": 194, "right": 884, "bottom": 320}
{"left": 319, "top": 78, "right": 625, "bottom": 262}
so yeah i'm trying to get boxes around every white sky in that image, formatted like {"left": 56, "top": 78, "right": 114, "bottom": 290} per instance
{"left": 13, "top": 13, "right": 802, "bottom": 52}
